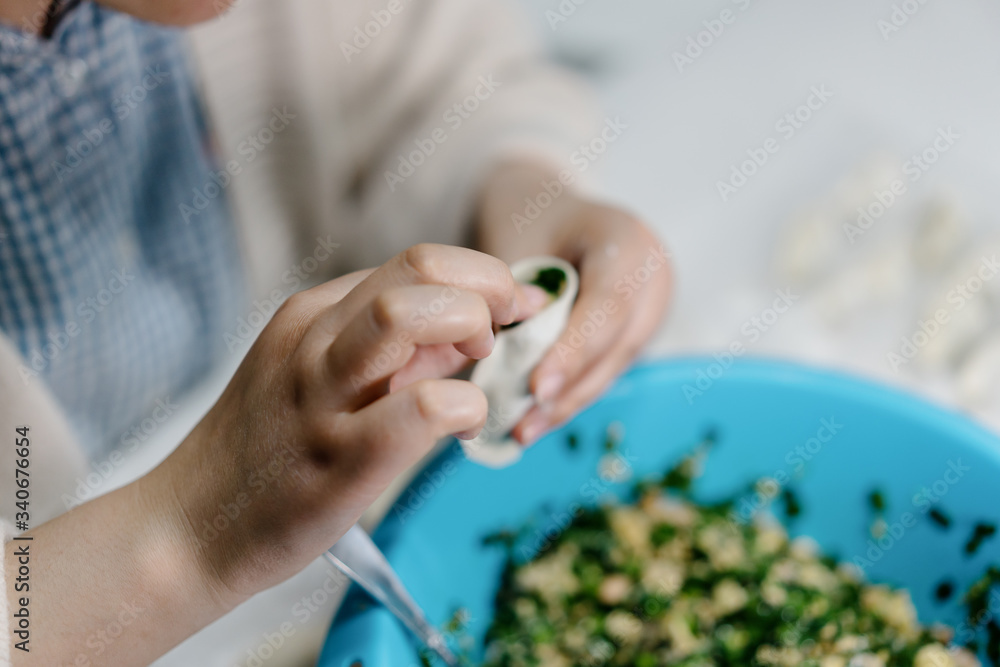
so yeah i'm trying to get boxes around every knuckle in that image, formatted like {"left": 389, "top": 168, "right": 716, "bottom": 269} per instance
{"left": 298, "top": 410, "right": 335, "bottom": 451}
{"left": 276, "top": 290, "right": 311, "bottom": 320}
{"left": 469, "top": 387, "right": 489, "bottom": 424}
{"left": 401, "top": 243, "right": 445, "bottom": 283}
{"left": 411, "top": 380, "right": 446, "bottom": 425}
{"left": 369, "top": 290, "right": 409, "bottom": 334}
{"left": 465, "top": 290, "right": 492, "bottom": 324}
{"left": 490, "top": 255, "right": 515, "bottom": 290}
{"left": 490, "top": 262, "right": 518, "bottom": 322}
{"left": 301, "top": 415, "right": 358, "bottom": 472}
{"left": 497, "top": 263, "right": 517, "bottom": 301}
{"left": 263, "top": 294, "right": 316, "bottom": 356}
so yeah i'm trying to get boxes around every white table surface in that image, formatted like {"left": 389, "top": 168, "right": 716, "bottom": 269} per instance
{"left": 132, "top": 1, "right": 1000, "bottom": 664}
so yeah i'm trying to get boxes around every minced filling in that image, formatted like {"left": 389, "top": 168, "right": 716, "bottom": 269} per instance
{"left": 476, "top": 442, "right": 986, "bottom": 667}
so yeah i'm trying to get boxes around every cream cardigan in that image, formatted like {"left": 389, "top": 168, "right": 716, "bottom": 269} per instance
{"left": 0, "top": 0, "right": 600, "bottom": 662}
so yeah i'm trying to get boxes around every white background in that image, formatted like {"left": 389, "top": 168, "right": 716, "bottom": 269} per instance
{"left": 514, "top": 0, "right": 1000, "bottom": 429}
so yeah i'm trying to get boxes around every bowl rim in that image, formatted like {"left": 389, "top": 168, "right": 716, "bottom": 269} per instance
{"left": 609, "top": 355, "right": 1000, "bottom": 461}
{"left": 321, "top": 355, "right": 1000, "bottom": 663}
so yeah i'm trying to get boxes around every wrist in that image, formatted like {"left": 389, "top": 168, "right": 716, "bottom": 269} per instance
{"left": 137, "top": 436, "right": 248, "bottom": 615}
{"left": 475, "top": 159, "right": 586, "bottom": 262}
{"left": 7, "top": 467, "right": 241, "bottom": 666}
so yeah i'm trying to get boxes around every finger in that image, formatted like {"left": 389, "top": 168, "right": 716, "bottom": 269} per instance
{"left": 514, "top": 334, "right": 641, "bottom": 445}
{"left": 515, "top": 286, "right": 665, "bottom": 444}
{"left": 320, "top": 244, "right": 547, "bottom": 334}
{"left": 530, "top": 275, "right": 630, "bottom": 404}
{"left": 341, "top": 379, "right": 487, "bottom": 482}
{"left": 529, "top": 243, "right": 640, "bottom": 404}
{"left": 532, "top": 232, "right": 672, "bottom": 404}
{"left": 283, "top": 268, "right": 377, "bottom": 315}
{"left": 322, "top": 285, "right": 494, "bottom": 408}
{"left": 389, "top": 344, "right": 471, "bottom": 393}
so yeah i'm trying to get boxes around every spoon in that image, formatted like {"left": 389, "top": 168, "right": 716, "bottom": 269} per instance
{"left": 325, "top": 524, "right": 458, "bottom": 666}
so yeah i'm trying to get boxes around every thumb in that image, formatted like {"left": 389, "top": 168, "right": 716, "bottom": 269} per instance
{"left": 512, "top": 282, "right": 551, "bottom": 323}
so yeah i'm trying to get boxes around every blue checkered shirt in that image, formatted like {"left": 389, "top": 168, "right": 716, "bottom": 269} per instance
{"left": 0, "top": 3, "right": 244, "bottom": 458}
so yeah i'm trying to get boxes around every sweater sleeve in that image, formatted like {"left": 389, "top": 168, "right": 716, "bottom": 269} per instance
{"left": 331, "top": 0, "right": 605, "bottom": 269}
{"left": 187, "top": 0, "right": 605, "bottom": 292}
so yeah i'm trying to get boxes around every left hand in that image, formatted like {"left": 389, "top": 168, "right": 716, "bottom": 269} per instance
{"left": 476, "top": 161, "right": 673, "bottom": 444}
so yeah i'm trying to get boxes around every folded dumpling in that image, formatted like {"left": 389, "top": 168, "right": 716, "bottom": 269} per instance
{"left": 460, "top": 256, "right": 579, "bottom": 468}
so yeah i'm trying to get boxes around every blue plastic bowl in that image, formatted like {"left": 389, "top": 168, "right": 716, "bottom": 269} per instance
{"left": 319, "top": 358, "right": 1000, "bottom": 666}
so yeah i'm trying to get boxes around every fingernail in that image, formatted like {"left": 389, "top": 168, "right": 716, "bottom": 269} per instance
{"left": 455, "top": 425, "right": 483, "bottom": 441}
{"left": 485, "top": 328, "right": 496, "bottom": 355}
{"left": 520, "top": 283, "right": 550, "bottom": 317}
{"left": 520, "top": 410, "right": 549, "bottom": 445}
{"left": 535, "top": 372, "right": 564, "bottom": 403}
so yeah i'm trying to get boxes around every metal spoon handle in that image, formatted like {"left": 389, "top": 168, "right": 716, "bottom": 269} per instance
{"left": 326, "top": 524, "right": 458, "bottom": 666}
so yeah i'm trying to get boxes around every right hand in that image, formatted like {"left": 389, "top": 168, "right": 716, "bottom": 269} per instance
{"left": 148, "top": 244, "right": 548, "bottom": 605}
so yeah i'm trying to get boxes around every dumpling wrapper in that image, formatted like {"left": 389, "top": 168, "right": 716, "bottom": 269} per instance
{"left": 459, "top": 256, "right": 579, "bottom": 468}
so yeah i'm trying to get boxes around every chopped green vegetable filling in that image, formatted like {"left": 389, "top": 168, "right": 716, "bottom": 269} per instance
{"left": 967, "top": 523, "right": 998, "bottom": 556}
{"left": 869, "top": 489, "right": 886, "bottom": 512}
{"left": 930, "top": 508, "right": 952, "bottom": 529}
{"left": 500, "top": 267, "right": 567, "bottom": 331}
{"left": 452, "top": 428, "right": 1000, "bottom": 667}
{"left": 481, "top": 480, "right": 978, "bottom": 667}
{"left": 935, "top": 580, "right": 955, "bottom": 602}
{"left": 476, "top": 439, "right": 994, "bottom": 667}
{"left": 781, "top": 488, "right": 801, "bottom": 519}
{"left": 531, "top": 267, "right": 567, "bottom": 296}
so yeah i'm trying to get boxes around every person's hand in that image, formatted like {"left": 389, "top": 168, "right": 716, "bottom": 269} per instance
{"left": 476, "top": 161, "right": 673, "bottom": 445}
{"left": 153, "top": 244, "right": 548, "bottom": 604}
